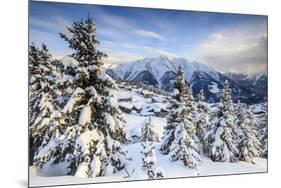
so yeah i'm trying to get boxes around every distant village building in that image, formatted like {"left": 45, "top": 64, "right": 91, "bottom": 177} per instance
{"left": 133, "top": 105, "right": 142, "bottom": 113}
{"left": 140, "top": 103, "right": 169, "bottom": 117}
{"left": 141, "top": 111, "right": 155, "bottom": 117}
{"left": 118, "top": 97, "right": 132, "bottom": 102}
{"left": 118, "top": 82, "right": 126, "bottom": 89}
{"left": 162, "top": 98, "right": 168, "bottom": 104}
{"left": 142, "top": 90, "right": 154, "bottom": 98}
{"left": 155, "top": 109, "right": 169, "bottom": 117}
{"left": 135, "top": 89, "right": 143, "bottom": 95}
{"left": 126, "top": 87, "right": 133, "bottom": 91}
{"left": 152, "top": 96, "right": 162, "bottom": 103}
{"left": 151, "top": 95, "right": 169, "bottom": 104}
{"left": 119, "top": 102, "right": 133, "bottom": 113}
{"left": 151, "top": 104, "right": 169, "bottom": 117}
{"left": 118, "top": 93, "right": 133, "bottom": 102}
{"left": 132, "top": 85, "right": 138, "bottom": 89}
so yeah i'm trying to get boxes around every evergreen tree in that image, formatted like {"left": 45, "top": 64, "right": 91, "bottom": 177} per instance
{"left": 29, "top": 43, "right": 51, "bottom": 128}
{"left": 34, "top": 15, "right": 128, "bottom": 178}
{"left": 205, "top": 80, "right": 239, "bottom": 162}
{"left": 255, "top": 101, "right": 268, "bottom": 158}
{"left": 29, "top": 43, "right": 43, "bottom": 164}
{"left": 141, "top": 117, "right": 159, "bottom": 142}
{"left": 160, "top": 66, "right": 200, "bottom": 169}
{"left": 235, "top": 101, "right": 247, "bottom": 147}
{"left": 236, "top": 103, "right": 261, "bottom": 163}
{"left": 141, "top": 142, "right": 165, "bottom": 179}
{"left": 50, "top": 58, "right": 74, "bottom": 108}
{"left": 29, "top": 43, "right": 58, "bottom": 163}
{"left": 195, "top": 89, "right": 209, "bottom": 152}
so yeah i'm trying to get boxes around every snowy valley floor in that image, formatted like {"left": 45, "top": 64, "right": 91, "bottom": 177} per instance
{"left": 29, "top": 91, "right": 267, "bottom": 187}
{"left": 29, "top": 142, "right": 267, "bottom": 187}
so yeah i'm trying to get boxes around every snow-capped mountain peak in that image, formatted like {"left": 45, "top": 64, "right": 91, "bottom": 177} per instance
{"left": 106, "top": 55, "right": 267, "bottom": 104}
{"left": 107, "top": 55, "right": 219, "bottom": 85}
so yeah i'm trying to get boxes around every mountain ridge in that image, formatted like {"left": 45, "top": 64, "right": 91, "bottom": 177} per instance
{"left": 60, "top": 55, "right": 267, "bottom": 104}
{"left": 105, "top": 55, "right": 267, "bottom": 104}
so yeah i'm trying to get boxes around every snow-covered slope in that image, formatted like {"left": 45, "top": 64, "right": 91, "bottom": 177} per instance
{"left": 30, "top": 150, "right": 266, "bottom": 187}
{"left": 29, "top": 85, "right": 267, "bottom": 187}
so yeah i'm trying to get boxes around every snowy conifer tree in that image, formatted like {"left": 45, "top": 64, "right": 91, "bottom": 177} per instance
{"left": 50, "top": 58, "right": 74, "bottom": 108}
{"left": 236, "top": 103, "right": 260, "bottom": 163}
{"left": 141, "top": 143, "right": 165, "bottom": 179}
{"left": 141, "top": 117, "right": 159, "bottom": 142}
{"left": 160, "top": 66, "right": 200, "bottom": 169}
{"left": 235, "top": 101, "right": 247, "bottom": 146}
{"left": 255, "top": 101, "right": 268, "bottom": 158}
{"left": 29, "top": 43, "right": 59, "bottom": 163}
{"left": 34, "top": 15, "right": 128, "bottom": 177}
{"left": 195, "top": 89, "right": 209, "bottom": 152}
{"left": 29, "top": 43, "right": 52, "bottom": 128}
{"left": 205, "top": 80, "right": 239, "bottom": 162}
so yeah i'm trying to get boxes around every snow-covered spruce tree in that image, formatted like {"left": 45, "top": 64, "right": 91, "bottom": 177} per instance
{"left": 29, "top": 43, "right": 43, "bottom": 149}
{"left": 255, "top": 101, "right": 268, "bottom": 158}
{"left": 236, "top": 103, "right": 260, "bottom": 163}
{"left": 34, "top": 15, "right": 128, "bottom": 177}
{"left": 32, "top": 58, "right": 82, "bottom": 158}
{"left": 160, "top": 66, "right": 200, "bottom": 169}
{"left": 195, "top": 89, "right": 209, "bottom": 152}
{"left": 29, "top": 43, "right": 59, "bottom": 163}
{"left": 141, "top": 142, "right": 165, "bottom": 179}
{"left": 261, "top": 102, "right": 268, "bottom": 158}
{"left": 205, "top": 80, "right": 239, "bottom": 162}
{"left": 235, "top": 101, "right": 247, "bottom": 146}
{"left": 141, "top": 117, "right": 159, "bottom": 142}
{"left": 29, "top": 43, "right": 52, "bottom": 128}
{"left": 50, "top": 58, "right": 74, "bottom": 108}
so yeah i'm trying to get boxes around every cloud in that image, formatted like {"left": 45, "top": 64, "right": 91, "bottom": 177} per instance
{"left": 30, "top": 17, "right": 58, "bottom": 30}
{"left": 93, "top": 7, "right": 132, "bottom": 30}
{"left": 102, "top": 52, "right": 143, "bottom": 66}
{"left": 101, "top": 40, "right": 139, "bottom": 50}
{"left": 29, "top": 29, "right": 56, "bottom": 45}
{"left": 96, "top": 26, "right": 124, "bottom": 40}
{"left": 29, "top": 4, "right": 267, "bottom": 74}
{"left": 29, "top": 16, "right": 71, "bottom": 33}
{"left": 93, "top": 7, "right": 168, "bottom": 43}
{"left": 209, "top": 33, "right": 224, "bottom": 41}
{"left": 189, "top": 24, "right": 267, "bottom": 74}
{"left": 29, "top": 29, "right": 73, "bottom": 57}
{"left": 142, "top": 46, "right": 177, "bottom": 58}
{"left": 100, "top": 40, "right": 177, "bottom": 63}
{"left": 132, "top": 30, "right": 166, "bottom": 41}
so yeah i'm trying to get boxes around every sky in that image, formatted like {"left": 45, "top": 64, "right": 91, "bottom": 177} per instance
{"left": 29, "top": 1, "right": 268, "bottom": 74}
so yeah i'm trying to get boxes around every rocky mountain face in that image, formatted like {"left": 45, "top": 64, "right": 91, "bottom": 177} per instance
{"left": 225, "top": 72, "right": 268, "bottom": 101}
{"left": 105, "top": 55, "right": 267, "bottom": 104}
